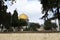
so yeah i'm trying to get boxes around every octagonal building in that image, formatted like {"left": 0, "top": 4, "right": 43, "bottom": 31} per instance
{"left": 18, "top": 13, "right": 28, "bottom": 20}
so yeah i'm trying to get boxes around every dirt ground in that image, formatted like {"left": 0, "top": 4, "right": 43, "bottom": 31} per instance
{"left": 0, "top": 33, "right": 60, "bottom": 40}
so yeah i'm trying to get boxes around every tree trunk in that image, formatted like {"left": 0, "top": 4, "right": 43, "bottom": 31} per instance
{"left": 57, "top": 7, "right": 60, "bottom": 31}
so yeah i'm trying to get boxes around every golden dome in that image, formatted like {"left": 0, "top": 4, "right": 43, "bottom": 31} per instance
{"left": 18, "top": 13, "right": 28, "bottom": 20}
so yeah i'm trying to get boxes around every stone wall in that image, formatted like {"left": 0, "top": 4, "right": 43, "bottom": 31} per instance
{"left": 0, "top": 33, "right": 60, "bottom": 40}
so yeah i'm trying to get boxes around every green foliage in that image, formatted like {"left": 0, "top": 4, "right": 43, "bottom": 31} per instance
{"left": 0, "top": 1, "right": 12, "bottom": 30}
{"left": 28, "top": 23, "right": 40, "bottom": 31}
{"left": 12, "top": 10, "right": 18, "bottom": 27}
{"left": 52, "top": 23, "right": 57, "bottom": 29}
{"left": 4, "top": 12, "right": 11, "bottom": 29}
{"left": 44, "top": 20, "right": 52, "bottom": 30}
{"left": 40, "top": 0, "right": 60, "bottom": 31}
{"left": 18, "top": 19, "right": 28, "bottom": 26}
{"left": 40, "top": 0, "right": 60, "bottom": 20}
{"left": 18, "top": 19, "right": 28, "bottom": 31}
{"left": 44, "top": 19, "right": 57, "bottom": 30}
{"left": 41, "top": 0, "right": 58, "bottom": 11}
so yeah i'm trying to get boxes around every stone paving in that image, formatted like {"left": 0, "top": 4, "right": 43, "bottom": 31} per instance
{"left": 0, "top": 33, "right": 60, "bottom": 40}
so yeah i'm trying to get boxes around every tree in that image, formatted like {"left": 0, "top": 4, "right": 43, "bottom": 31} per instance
{"left": 40, "top": 0, "right": 60, "bottom": 31}
{"left": 19, "top": 19, "right": 28, "bottom": 26}
{"left": 0, "top": 0, "right": 12, "bottom": 32}
{"left": 5, "top": 0, "right": 16, "bottom": 5}
{"left": 28, "top": 23, "right": 40, "bottom": 31}
{"left": 52, "top": 23, "right": 57, "bottom": 30}
{"left": 4, "top": 12, "right": 11, "bottom": 30}
{"left": 18, "top": 19, "right": 28, "bottom": 31}
{"left": 44, "top": 20, "right": 52, "bottom": 30}
{"left": 44, "top": 19, "right": 57, "bottom": 30}
{"left": 12, "top": 10, "right": 18, "bottom": 27}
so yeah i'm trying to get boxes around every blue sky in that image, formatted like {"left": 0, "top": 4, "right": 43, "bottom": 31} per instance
{"left": 4, "top": 0, "right": 45, "bottom": 25}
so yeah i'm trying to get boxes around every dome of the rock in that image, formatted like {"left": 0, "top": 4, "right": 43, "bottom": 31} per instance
{"left": 18, "top": 13, "right": 28, "bottom": 20}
